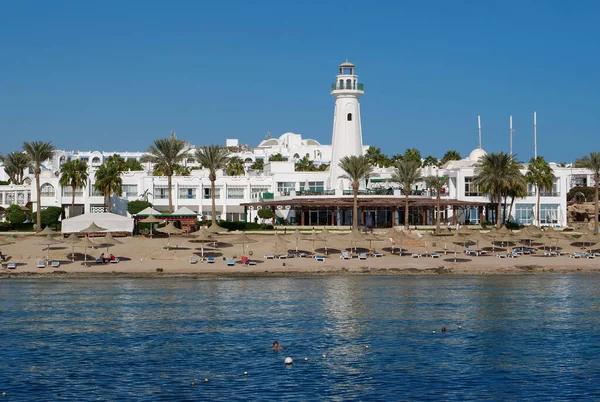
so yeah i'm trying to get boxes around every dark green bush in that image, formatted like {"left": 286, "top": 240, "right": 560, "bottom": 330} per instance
{"left": 196, "top": 220, "right": 274, "bottom": 231}
{"left": 0, "top": 222, "right": 11, "bottom": 231}
{"left": 127, "top": 200, "right": 153, "bottom": 215}
{"left": 41, "top": 207, "right": 63, "bottom": 228}
{"left": 567, "top": 186, "right": 596, "bottom": 202}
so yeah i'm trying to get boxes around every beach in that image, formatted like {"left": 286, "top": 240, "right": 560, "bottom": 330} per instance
{"left": 2, "top": 231, "right": 599, "bottom": 277}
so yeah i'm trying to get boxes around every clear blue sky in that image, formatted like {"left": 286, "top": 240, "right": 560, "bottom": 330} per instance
{"left": 2, "top": 0, "right": 599, "bottom": 163}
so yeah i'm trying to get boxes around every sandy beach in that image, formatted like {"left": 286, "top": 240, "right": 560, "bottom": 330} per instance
{"left": 1, "top": 230, "right": 600, "bottom": 277}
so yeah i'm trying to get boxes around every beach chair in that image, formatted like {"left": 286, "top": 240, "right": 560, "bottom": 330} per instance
{"left": 278, "top": 254, "right": 288, "bottom": 259}
{"left": 373, "top": 251, "right": 383, "bottom": 257}
{"left": 248, "top": 260, "right": 258, "bottom": 266}
{"left": 227, "top": 260, "right": 235, "bottom": 266}
{"left": 7, "top": 263, "right": 16, "bottom": 269}
{"left": 207, "top": 257, "right": 215, "bottom": 263}
{"left": 430, "top": 253, "right": 440, "bottom": 258}
{"left": 297, "top": 252, "right": 307, "bottom": 258}
{"left": 359, "top": 252, "right": 367, "bottom": 260}
{"left": 51, "top": 261, "right": 60, "bottom": 268}
{"left": 264, "top": 254, "right": 274, "bottom": 260}
{"left": 411, "top": 253, "right": 422, "bottom": 258}
{"left": 190, "top": 257, "right": 198, "bottom": 264}
{"left": 110, "top": 258, "right": 120, "bottom": 264}
{"left": 496, "top": 254, "right": 507, "bottom": 258}
{"left": 340, "top": 250, "right": 352, "bottom": 260}
{"left": 37, "top": 260, "right": 47, "bottom": 268}
{"left": 95, "top": 257, "right": 104, "bottom": 264}
{"left": 315, "top": 255, "right": 325, "bottom": 262}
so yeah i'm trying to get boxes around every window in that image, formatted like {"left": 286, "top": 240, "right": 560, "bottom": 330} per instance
{"left": 40, "top": 183, "right": 55, "bottom": 197}
{"left": 179, "top": 187, "right": 196, "bottom": 199}
{"left": 227, "top": 187, "right": 245, "bottom": 199}
{"left": 91, "top": 185, "right": 103, "bottom": 197}
{"left": 541, "top": 179, "right": 560, "bottom": 197}
{"left": 204, "top": 187, "right": 221, "bottom": 199}
{"left": 527, "top": 183, "right": 535, "bottom": 196}
{"left": 186, "top": 158, "right": 195, "bottom": 164}
{"left": 347, "top": 113, "right": 352, "bottom": 121}
{"left": 464, "top": 177, "right": 481, "bottom": 197}
{"left": 154, "top": 185, "right": 169, "bottom": 199}
{"left": 277, "top": 182, "right": 295, "bottom": 195}
{"left": 80, "top": 157, "right": 89, "bottom": 163}
{"left": 17, "top": 193, "right": 25, "bottom": 206}
{"left": 92, "top": 157, "right": 101, "bottom": 164}
{"left": 514, "top": 204, "right": 534, "bottom": 225}
{"left": 0, "top": 193, "right": 3, "bottom": 204}
{"left": 6, "top": 193, "right": 14, "bottom": 204}
{"left": 62, "top": 186, "right": 84, "bottom": 197}
{"left": 540, "top": 204, "right": 559, "bottom": 225}
{"left": 251, "top": 187, "right": 270, "bottom": 199}
{"left": 122, "top": 185, "right": 138, "bottom": 197}
{"left": 308, "top": 181, "right": 324, "bottom": 193}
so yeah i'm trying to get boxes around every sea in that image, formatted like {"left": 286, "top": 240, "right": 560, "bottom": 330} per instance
{"left": 1, "top": 274, "right": 600, "bottom": 401}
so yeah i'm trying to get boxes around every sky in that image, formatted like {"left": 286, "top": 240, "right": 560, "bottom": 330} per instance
{"left": 1, "top": 0, "right": 599, "bottom": 163}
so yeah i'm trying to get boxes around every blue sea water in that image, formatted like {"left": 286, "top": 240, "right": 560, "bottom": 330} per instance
{"left": 1, "top": 275, "right": 600, "bottom": 401}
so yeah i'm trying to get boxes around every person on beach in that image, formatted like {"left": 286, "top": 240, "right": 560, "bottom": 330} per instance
{"left": 99, "top": 253, "right": 107, "bottom": 263}
{"left": 0, "top": 250, "right": 5, "bottom": 261}
{"left": 272, "top": 341, "right": 282, "bottom": 351}
{"left": 109, "top": 254, "right": 116, "bottom": 261}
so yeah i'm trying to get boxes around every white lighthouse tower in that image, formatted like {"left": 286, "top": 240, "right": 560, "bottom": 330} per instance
{"left": 328, "top": 60, "right": 365, "bottom": 193}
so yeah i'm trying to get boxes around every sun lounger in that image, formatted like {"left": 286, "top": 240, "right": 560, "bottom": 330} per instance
{"left": 37, "top": 261, "right": 47, "bottom": 268}
{"left": 110, "top": 258, "right": 120, "bottom": 264}
{"left": 430, "top": 253, "right": 440, "bottom": 258}
{"left": 570, "top": 253, "right": 584, "bottom": 259}
{"left": 248, "top": 260, "right": 257, "bottom": 266}
{"left": 207, "top": 257, "right": 215, "bottom": 263}
{"left": 278, "top": 254, "right": 288, "bottom": 259}
{"left": 190, "top": 257, "right": 198, "bottom": 264}
{"left": 340, "top": 250, "right": 352, "bottom": 260}
{"left": 7, "top": 263, "right": 16, "bottom": 269}
{"left": 373, "top": 251, "right": 383, "bottom": 257}
{"left": 51, "top": 261, "right": 60, "bottom": 268}
{"left": 586, "top": 254, "right": 596, "bottom": 259}
{"left": 95, "top": 258, "right": 104, "bottom": 264}
{"left": 227, "top": 260, "right": 235, "bottom": 266}
{"left": 496, "top": 254, "right": 507, "bottom": 258}
{"left": 264, "top": 254, "right": 274, "bottom": 260}
{"left": 359, "top": 252, "right": 367, "bottom": 260}
{"left": 297, "top": 252, "right": 307, "bottom": 258}
{"left": 411, "top": 253, "right": 422, "bottom": 258}
{"left": 315, "top": 255, "right": 325, "bottom": 262}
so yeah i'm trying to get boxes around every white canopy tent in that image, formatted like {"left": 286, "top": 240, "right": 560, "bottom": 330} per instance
{"left": 61, "top": 213, "right": 134, "bottom": 234}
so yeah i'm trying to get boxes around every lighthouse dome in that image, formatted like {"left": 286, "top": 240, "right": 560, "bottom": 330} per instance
{"left": 468, "top": 148, "right": 487, "bottom": 162}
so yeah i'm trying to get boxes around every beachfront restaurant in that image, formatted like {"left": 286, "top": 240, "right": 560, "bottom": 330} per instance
{"left": 241, "top": 196, "right": 491, "bottom": 227}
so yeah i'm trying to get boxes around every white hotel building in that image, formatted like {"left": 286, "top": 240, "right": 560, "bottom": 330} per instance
{"left": 0, "top": 61, "right": 593, "bottom": 228}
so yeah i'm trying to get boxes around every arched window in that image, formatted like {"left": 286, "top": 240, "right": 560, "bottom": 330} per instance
{"left": 293, "top": 153, "right": 300, "bottom": 159}
{"left": 40, "top": 183, "right": 55, "bottom": 197}
{"left": 244, "top": 158, "right": 253, "bottom": 163}
{"left": 346, "top": 79, "right": 352, "bottom": 89}
{"left": 347, "top": 113, "right": 352, "bottom": 121}
{"left": 92, "top": 157, "right": 101, "bottom": 164}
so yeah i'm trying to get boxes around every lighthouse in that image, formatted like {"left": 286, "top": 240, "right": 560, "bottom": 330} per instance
{"left": 328, "top": 60, "right": 365, "bottom": 193}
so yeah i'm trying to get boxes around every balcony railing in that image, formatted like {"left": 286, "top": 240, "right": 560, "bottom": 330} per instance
{"left": 296, "top": 190, "right": 335, "bottom": 196}
{"left": 541, "top": 192, "right": 560, "bottom": 197}
{"left": 343, "top": 189, "right": 393, "bottom": 196}
{"left": 331, "top": 83, "right": 364, "bottom": 91}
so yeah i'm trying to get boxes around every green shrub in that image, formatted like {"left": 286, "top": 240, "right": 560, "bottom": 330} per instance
{"left": 127, "top": 200, "right": 153, "bottom": 215}
{"left": 567, "top": 186, "right": 596, "bottom": 202}
{"left": 0, "top": 222, "right": 11, "bottom": 231}
{"left": 41, "top": 207, "right": 63, "bottom": 228}
{"left": 8, "top": 205, "right": 26, "bottom": 225}
{"left": 506, "top": 221, "right": 521, "bottom": 230}
{"left": 196, "top": 220, "right": 274, "bottom": 231}
{"left": 257, "top": 208, "right": 273, "bottom": 221}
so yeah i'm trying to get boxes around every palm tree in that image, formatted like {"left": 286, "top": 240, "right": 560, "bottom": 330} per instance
{"left": 403, "top": 148, "right": 422, "bottom": 165}
{"left": 365, "top": 146, "right": 391, "bottom": 168}
{"left": 441, "top": 150, "right": 462, "bottom": 165}
{"left": 195, "top": 145, "right": 229, "bottom": 226}
{"left": 575, "top": 152, "right": 600, "bottom": 234}
{"left": 141, "top": 132, "right": 189, "bottom": 213}
{"left": 94, "top": 163, "right": 122, "bottom": 212}
{"left": 268, "top": 153, "right": 286, "bottom": 162}
{"left": 473, "top": 152, "right": 523, "bottom": 227}
{"left": 424, "top": 175, "right": 447, "bottom": 233}
{"left": 226, "top": 157, "right": 245, "bottom": 176}
{"left": 525, "top": 156, "right": 556, "bottom": 227}
{"left": 59, "top": 159, "right": 89, "bottom": 217}
{"left": 391, "top": 160, "right": 422, "bottom": 229}
{"left": 506, "top": 179, "right": 527, "bottom": 224}
{"left": 0, "top": 152, "right": 30, "bottom": 184}
{"left": 338, "top": 155, "right": 373, "bottom": 230}
{"left": 294, "top": 155, "right": 316, "bottom": 172}
{"left": 422, "top": 155, "right": 440, "bottom": 167}
{"left": 23, "top": 141, "right": 56, "bottom": 231}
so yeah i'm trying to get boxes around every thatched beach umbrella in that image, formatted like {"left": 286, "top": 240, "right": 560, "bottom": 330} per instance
{"left": 383, "top": 228, "right": 412, "bottom": 255}
{"left": 98, "top": 232, "right": 123, "bottom": 253}
{"left": 302, "top": 230, "right": 324, "bottom": 253}
{"left": 575, "top": 232, "right": 598, "bottom": 252}
{"left": 139, "top": 215, "right": 163, "bottom": 237}
{"left": 156, "top": 222, "right": 184, "bottom": 249}
{"left": 229, "top": 233, "right": 258, "bottom": 256}
{"left": 191, "top": 227, "right": 213, "bottom": 257}
{"left": 63, "top": 234, "right": 81, "bottom": 261}
{"left": 319, "top": 228, "right": 333, "bottom": 255}
{"left": 37, "top": 236, "right": 61, "bottom": 261}
{"left": 206, "top": 222, "right": 228, "bottom": 234}
{"left": 337, "top": 230, "right": 365, "bottom": 252}
{"left": 77, "top": 237, "right": 99, "bottom": 264}
{"left": 79, "top": 222, "right": 107, "bottom": 234}
{"left": 37, "top": 226, "right": 57, "bottom": 236}
{"left": 290, "top": 230, "right": 304, "bottom": 254}
{"left": 362, "top": 232, "right": 383, "bottom": 252}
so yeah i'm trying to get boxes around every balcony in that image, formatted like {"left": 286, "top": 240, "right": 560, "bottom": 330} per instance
{"left": 343, "top": 189, "right": 393, "bottom": 196}
{"left": 541, "top": 192, "right": 560, "bottom": 197}
{"left": 331, "top": 83, "right": 364, "bottom": 91}
{"left": 297, "top": 190, "right": 335, "bottom": 196}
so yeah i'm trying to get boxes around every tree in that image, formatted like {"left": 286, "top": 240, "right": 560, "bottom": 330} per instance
{"left": 473, "top": 152, "right": 524, "bottom": 226}
{"left": 124, "top": 158, "right": 143, "bottom": 171}
{"left": 391, "top": 160, "right": 422, "bottom": 229}
{"left": 195, "top": 145, "right": 229, "bottom": 226}
{"left": 257, "top": 207, "right": 273, "bottom": 223}
{"left": 422, "top": 155, "right": 440, "bottom": 167}
{"left": 104, "top": 154, "right": 143, "bottom": 172}
{"left": 390, "top": 154, "right": 404, "bottom": 166}
{"left": 7, "top": 204, "right": 26, "bottom": 225}
{"left": 338, "top": 155, "right": 373, "bottom": 230}
{"left": 506, "top": 178, "right": 527, "bottom": 224}
{"left": 575, "top": 152, "right": 600, "bottom": 234}
{"left": 94, "top": 163, "right": 122, "bottom": 212}
{"left": 140, "top": 132, "right": 189, "bottom": 213}
{"left": 424, "top": 175, "right": 447, "bottom": 233}
{"left": 317, "top": 163, "right": 330, "bottom": 171}
{"left": 365, "top": 146, "right": 391, "bottom": 168}
{"left": 127, "top": 200, "right": 153, "bottom": 215}
{"left": 23, "top": 141, "right": 56, "bottom": 231}
{"left": 525, "top": 156, "right": 556, "bottom": 227}
{"left": 59, "top": 159, "right": 89, "bottom": 217}
{"left": 40, "top": 206, "right": 63, "bottom": 228}
{"left": 268, "top": 153, "right": 287, "bottom": 162}
{"left": 226, "top": 156, "right": 245, "bottom": 176}
{"left": 250, "top": 159, "right": 264, "bottom": 171}
{"left": 403, "top": 148, "right": 422, "bottom": 165}
{"left": 0, "top": 152, "right": 29, "bottom": 184}
{"left": 441, "top": 150, "right": 462, "bottom": 165}
{"left": 294, "top": 155, "right": 316, "bottom": 172}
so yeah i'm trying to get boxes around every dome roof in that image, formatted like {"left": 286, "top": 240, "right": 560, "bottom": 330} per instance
{"left": 339, "top": 60, "right": 355, "bottom": 67}
{"left": 468, "top": 148, "right": 487, "bottom": 162}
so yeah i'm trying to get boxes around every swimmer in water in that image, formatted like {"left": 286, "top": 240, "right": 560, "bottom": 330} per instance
{"left": 273, "top": 341, "right": 283, "bottom": 351}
